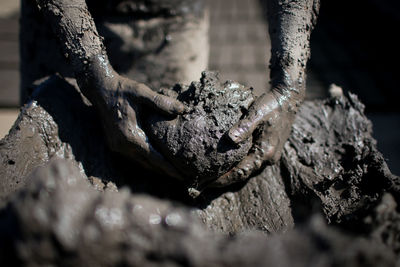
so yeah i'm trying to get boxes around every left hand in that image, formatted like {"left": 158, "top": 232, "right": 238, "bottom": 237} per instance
{"left": 211, "top": 89, "right": 298, "bottom": 187}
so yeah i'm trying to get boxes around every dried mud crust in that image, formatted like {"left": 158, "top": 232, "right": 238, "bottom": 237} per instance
{"left": 146, "top": 71, "right": 254, "bottom": 187}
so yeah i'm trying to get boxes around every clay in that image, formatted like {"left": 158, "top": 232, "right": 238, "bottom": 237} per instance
{"left": 146, "top": 71, "right": 254, "bottom": 190}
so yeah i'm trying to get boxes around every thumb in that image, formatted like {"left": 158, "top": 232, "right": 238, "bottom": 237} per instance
{"left": 229, "top": 93, "right": 279, "bottom": 143}
{"left": 128, "top": 83, "right": 187, "bottom": 115}
{"left": 229, "top": 106, "right": 267, "bottom": 144}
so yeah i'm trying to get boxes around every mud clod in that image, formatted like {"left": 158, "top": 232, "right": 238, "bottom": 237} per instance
{"left": 147, "top": 71, "right": 254, "bottom": 188}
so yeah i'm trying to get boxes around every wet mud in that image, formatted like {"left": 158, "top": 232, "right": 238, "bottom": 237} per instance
{"left": 0, "top": 76, "right": 399, "bottom": 266}
{"left": 0, "top": 159, "right": 396, "bottom": 267}
{"left": 147, "top": 71, "right": 254, "bottom": 188}
{"left": 9, "top": 0, "right": 399, "bottom": 265}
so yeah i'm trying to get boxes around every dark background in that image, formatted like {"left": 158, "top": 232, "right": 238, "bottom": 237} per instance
{"left": 309, "top": 0, "right": 400, "bottom": 174}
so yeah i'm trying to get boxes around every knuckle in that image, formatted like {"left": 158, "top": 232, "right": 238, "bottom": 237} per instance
{"left": 153, "top": 94, "right": 163, "bottom": 106}
{"left": 254, "top": 159, "right": 262, "bottom": 169}
{"left": 229, "top": 122, "right": 251, "bottom": 142}
{"left": 264, "top": 145, "right": 276, "bottom": 159}
{"left": 236, "top": 168, "right": 245, "bottom": 178}
{"left": 154, "top": 94, "right": 173, "bottom": 111}
{"left": 270, "top": 149, "right": 282, "bottom": 163}
{"left": 133, "top": 83, "right": 152, "bottom": 99}
{"left": 239, "top": 119, "right": 251, "bottom": 131}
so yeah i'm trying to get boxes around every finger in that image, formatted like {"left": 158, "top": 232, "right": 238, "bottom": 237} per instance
{"left": 211, "top": 142, "right": 275, "bottom": 187}
{"left": 145, "top": 143, "right": 184, "bottom": 180}
{"left": 129, "top": 83, "right": 186, "bottom": 115}
{"left": 228, "top": 93, "right": 279, "bottom": 144}
{"left": 119, "top": 123, "right": 183, "bottom": 179}
{"left": 151, "top": 93, "right": 187, "bottom": 115}
{"left": 122, "top": 110, "right": 183, "bottom": 179}
{"left": 228, "top": 115, "right": 263, "bottom": 144}
{"left": 104, "top": 98, "right": 183, "bottom": 179}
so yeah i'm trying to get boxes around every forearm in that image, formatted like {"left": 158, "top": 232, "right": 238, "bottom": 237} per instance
{"left": 266, "top": 0, "right": 320, "bottom": 102}
{"left": 35, "top": 0, "right": 115, "bottom": 103}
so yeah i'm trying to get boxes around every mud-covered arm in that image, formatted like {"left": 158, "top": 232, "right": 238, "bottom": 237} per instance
{"left": 35, "top": 0, "right": 110, "bottom": 103}
{"left": 35, "top": 0, "right": 186, "bottom": 178}
{"left": 267, "top": 0, "right": 320, "bottom": 105}
{"left": 214, "top": 0, "right": 320, "bottom": 187}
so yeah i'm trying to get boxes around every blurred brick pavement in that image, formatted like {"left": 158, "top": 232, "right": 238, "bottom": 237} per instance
{"left": 0, "top": 1, "right": 19, "bottom": 138}
{"left": 0, "top": 17, "right": 19, "bottom": 107}
{"left": 207, "top": 0, "right": 270, "bottom": 97}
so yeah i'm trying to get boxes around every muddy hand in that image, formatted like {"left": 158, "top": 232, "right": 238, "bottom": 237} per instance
{"left": 98, "top": 74, "right": 186, "bottom": 179}
{"left": 211, "top": 90, "right": 297, "bottom": 187}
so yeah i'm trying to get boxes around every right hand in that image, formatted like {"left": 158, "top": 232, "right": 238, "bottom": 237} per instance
{"left": 96, "top": 73, "right": 186, "bottom": 179}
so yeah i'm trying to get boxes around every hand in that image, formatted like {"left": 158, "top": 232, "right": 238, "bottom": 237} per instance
{"left": 95, "top": 74, "right": 186, "bottom": 179}
{"left": 211, "top": 89, "right": 299, "bottom": 187}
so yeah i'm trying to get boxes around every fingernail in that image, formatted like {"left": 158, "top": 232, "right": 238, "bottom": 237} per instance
{"left": 254, "top": 159, "right": 262, "bottom": 168}
{"left": 174, "top": 102, "right": 186, "bottom": 114}
{"left": 229, "top": 127, "right": 244, "bottom": 143}
{"left": 242, "top": 166, "right": 250, "bottom": 174}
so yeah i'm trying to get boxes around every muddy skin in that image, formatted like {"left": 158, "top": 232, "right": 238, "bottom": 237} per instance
{"left": 87, "top": 55, "right": 187, "bottom": 179}
{"left": 220, "top": 0, "right": 321, "bottom": 185}
{"left": 146, "top": 71, "right": 254, "bottom": 192}
{"left": 21, "top": 0, "right": 208, "bottom": 103}
{"left": 35, "top": 0, "right": 197, "bottom": 178}
{"left": 26, "top": 0, "right": 209, "bottom": 178}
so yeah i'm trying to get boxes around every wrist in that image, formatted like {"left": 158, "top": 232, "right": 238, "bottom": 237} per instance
{"left": 270, "top": 67, "right": 306, "bottom": 107}
{"left": 76, "top": 53, "right": 119, "bottom": 106}
{"left": 270, "top": 84, "right": 304, "bottom": 113}
{"left": 88, "top": 54, "right": 118, "bottom": 92}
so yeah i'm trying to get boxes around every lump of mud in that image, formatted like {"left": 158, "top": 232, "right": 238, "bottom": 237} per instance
{"left": 146, "top": 71, "right": 254, "bottom": 188}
